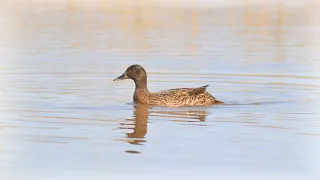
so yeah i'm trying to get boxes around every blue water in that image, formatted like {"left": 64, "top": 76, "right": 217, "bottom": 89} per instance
{"left": 0, "top": 1, "right": 319, "bottom": 180}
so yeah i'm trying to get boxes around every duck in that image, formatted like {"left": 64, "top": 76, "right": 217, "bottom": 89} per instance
{"left": 113, "top": 64, "right": 223, "bottom": 107}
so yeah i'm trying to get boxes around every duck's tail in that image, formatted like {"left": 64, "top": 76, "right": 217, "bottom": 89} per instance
{"left": 214, "top": 100, "right": 224, "bottom": 104}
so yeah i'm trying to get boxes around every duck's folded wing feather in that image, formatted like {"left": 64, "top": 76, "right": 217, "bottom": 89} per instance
{"left": 189, "top": 85, "right": 209, "bottom": 96}
{"left": 159, "top": 85, "right": 209, "bottom": 96}
{"left": 152, "top": 85, "right": 220, "bottom": 106}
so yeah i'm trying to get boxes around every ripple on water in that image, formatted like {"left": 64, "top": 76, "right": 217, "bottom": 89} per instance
{"left": 0, "top": 1, "right": 319, "bottom": 179}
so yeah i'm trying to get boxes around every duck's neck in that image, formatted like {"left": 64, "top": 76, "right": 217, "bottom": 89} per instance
{"left": 134, "top": 77, "right": 149, "bottom": 93}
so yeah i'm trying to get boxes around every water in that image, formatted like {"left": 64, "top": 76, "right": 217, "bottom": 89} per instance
{"left": 0, "top": 1, "right": 319, "bottom": 179}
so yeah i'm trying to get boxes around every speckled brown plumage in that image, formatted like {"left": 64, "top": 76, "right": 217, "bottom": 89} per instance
{"left": 113, "top": 64, "right": 223, "bottom": 107}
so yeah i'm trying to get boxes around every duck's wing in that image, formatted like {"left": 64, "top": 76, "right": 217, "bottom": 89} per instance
{"left": 152, "top": 85, "right": 221, "bottom": 106}
{"left": 188, "top": 85, "right": 209, "bottom": 96}
{"left": 159, "top": 85, "right": 209, "bottom": 96}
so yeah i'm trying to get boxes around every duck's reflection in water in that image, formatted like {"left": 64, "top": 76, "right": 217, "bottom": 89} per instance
{"left": 120, "top": 104, "right": 209, "bottom": 146}
{"left": 125, "top": 104, "right": 149, "bottom": 145}
{"left": 151, "top": 108, "right": 208, "bottom": 122}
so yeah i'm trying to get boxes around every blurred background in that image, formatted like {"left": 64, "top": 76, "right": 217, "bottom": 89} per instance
{"left": 0, "top": 0, "right": 319, "bottom": 179}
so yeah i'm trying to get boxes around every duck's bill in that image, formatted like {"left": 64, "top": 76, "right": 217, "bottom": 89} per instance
{"left": 113, "top": 73, "right": 128, "bottom": 81}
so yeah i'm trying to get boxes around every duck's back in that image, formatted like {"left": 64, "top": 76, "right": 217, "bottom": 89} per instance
{"left": 146, "top": 85, "right": 221, "bottom": 107}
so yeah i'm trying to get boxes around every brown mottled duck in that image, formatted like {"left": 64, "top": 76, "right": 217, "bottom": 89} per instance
{"left": 113, "top": 65, "right": 223, "bottom": 107}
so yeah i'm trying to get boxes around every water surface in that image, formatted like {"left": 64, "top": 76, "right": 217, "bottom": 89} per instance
{"left": 0, "top": 1, "right": 319, "bottom": 179}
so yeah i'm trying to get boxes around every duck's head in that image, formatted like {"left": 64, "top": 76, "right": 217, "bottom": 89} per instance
{"left": 113, "top": 64, "right": 147, "bottom": 82}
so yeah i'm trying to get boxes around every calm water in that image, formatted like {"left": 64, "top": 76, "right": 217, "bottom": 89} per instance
{"left": 0, "top": 1, "right": 319, "bottom": 179}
